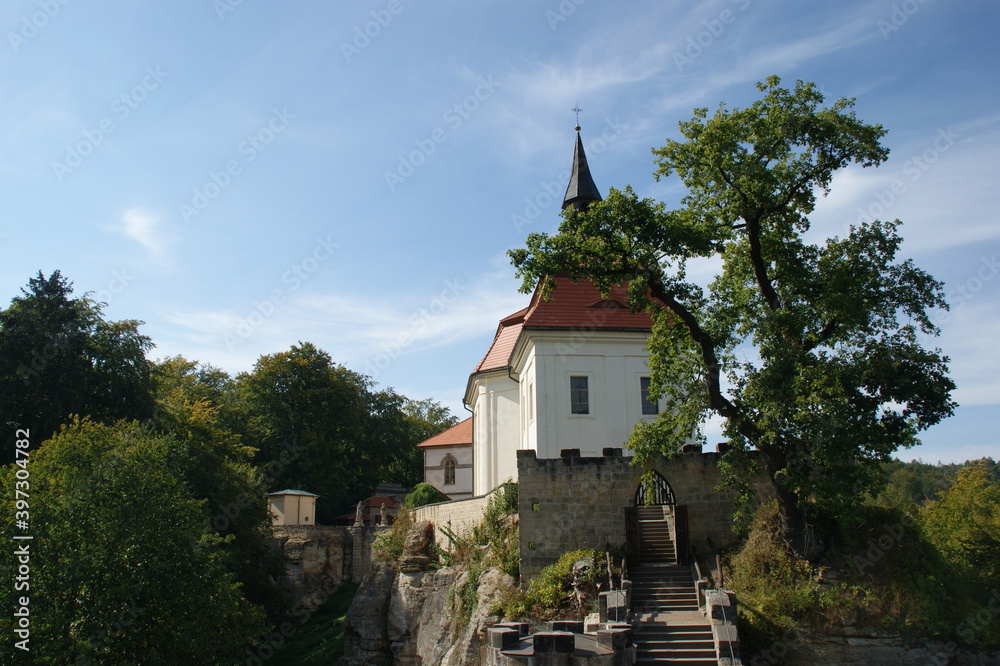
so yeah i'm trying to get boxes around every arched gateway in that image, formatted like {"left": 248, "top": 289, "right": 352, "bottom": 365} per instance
{"left": 634, "top": 471, "right": 675, "bottom": 507}
{"left": 626, "top": 471, "right": 690, "bottom": 565}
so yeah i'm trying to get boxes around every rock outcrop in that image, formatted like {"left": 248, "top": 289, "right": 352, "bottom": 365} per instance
{"left": 340, "top": 563, "right": 514, "bottom": 665}
{"left": 339, "top": 563, "right": 396, "bottom": 664}
{"left": 271, "top": 525, "right": 349, "bottom": 612}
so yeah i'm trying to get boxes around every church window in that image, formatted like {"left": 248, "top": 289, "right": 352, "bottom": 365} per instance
{"left": 640, "top": 377, "right": 659, "bottom": 415}
{"left": 443, "top": 456, "right": 457, "bottom": 485}
{"left": 570, "top": 376, "right": 589, "bottom": 414}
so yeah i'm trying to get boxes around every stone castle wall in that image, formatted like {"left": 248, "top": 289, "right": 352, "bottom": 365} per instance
{"left": 517, "top": 448, "right": 770, "bottom": 580}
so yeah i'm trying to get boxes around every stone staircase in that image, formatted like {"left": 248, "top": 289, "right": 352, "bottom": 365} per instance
{"left": 637, "top": 506, "right": 676, "bottom": 563}
{"left": 631, "top": 506, "right": 718, "bottom": 665}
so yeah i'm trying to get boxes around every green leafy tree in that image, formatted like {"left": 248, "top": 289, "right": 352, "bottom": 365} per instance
{"left": 510, "top": 77, "right": 955, "bottom": 556}
{"left": 875, "top": 458, "right": 978, "bottom": 510}
{"left": 920, "top": 459, "right": 1000, "bottom": 582}
{"left": 390, "top": 397, "right": 460, "bottom": 488}
{"left": 150, "top": 356, "right": 286, "bottom": 616}
{"left": 0, "top": 419, "right": 267, "bottom": 664}
{"left": 236, "top": 342, "right": 431, "bottom": 521}
{"left": 0, "top": 271, "right": 155, "bottom": 463}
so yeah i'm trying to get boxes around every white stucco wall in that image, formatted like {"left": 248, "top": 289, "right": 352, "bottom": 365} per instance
{"left": 469, "top": 371, "right": 521, "bottom": 496}
{"left": 515, "top": 330, "right": 658, "bottom": 459}
{"left": 466, "top": 330, "right": 659, "bottom": 496}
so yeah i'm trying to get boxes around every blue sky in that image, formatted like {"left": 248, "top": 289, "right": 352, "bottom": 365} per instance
{"left": 1, "top": 0, "right": 997, "bottom": 464}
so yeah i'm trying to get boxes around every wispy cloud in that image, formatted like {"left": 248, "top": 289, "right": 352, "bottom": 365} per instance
{"left": 935, "top": 300, "right": 1000, "bottom": 409}
{"left": 151, "top": 268, "right": 529, "bottom": 377}
{"left": 115, "top": 207, "right": 174, "bottom": 258}
{"left": 810, "top": 113, "right": 1000, "bottom": 253}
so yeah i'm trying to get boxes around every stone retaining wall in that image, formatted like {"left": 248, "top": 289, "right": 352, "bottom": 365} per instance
{"left": 409, "top": 485, "right": 506, "bottom": 547}
{"left": 517, "top": 448, "right": 770, "bottom": 580}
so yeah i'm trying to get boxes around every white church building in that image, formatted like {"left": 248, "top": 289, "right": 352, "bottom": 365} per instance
{"left": 420, "top": 128, "right": 662, "bottom": 498}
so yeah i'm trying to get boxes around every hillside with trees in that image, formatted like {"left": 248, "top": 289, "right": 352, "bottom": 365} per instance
{"left": 0, "top": 271, "right": 454, "bottom": 663}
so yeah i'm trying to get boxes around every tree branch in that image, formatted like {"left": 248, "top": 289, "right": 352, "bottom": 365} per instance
{"left": 643, "top": 272, "right": 764, "bottom": 446}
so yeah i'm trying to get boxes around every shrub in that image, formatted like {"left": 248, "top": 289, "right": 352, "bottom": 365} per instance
{"left": 496, "top": 548, "right": 618, "bottom": 621}
{"left": 444, "top": 482, "right": 520, "bottom": 628}
{"left": 403, "top": 482, "right": 449, "bottom": 509}
{"left": 372, "top": 507, "right": 413, "bottom": 565}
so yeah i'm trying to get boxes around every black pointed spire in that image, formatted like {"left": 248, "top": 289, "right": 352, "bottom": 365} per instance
{"left": 562, "top": 121, "right": 602, "bottom": 211}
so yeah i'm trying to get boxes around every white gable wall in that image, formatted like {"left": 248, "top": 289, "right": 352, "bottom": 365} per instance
{"left": 514, "top": 330, "right": 658, "bottom": 460}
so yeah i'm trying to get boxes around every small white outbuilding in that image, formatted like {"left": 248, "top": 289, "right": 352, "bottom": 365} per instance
{"left": 266, "top": 489, "right": 319, "bottom": 526}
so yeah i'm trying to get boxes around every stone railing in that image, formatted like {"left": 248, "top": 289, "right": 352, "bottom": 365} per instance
{"left": 706, "top": 589, "right": 743, "bottom": 666}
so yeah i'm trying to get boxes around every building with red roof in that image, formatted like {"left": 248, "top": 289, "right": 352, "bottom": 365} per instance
{"left": 417, "top": 417, "right": 473, "bottom": 500}
{"left": 418, "top": 127, "right": 664, "bottom": 498}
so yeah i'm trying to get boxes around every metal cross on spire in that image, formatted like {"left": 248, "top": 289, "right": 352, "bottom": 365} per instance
{"left": 571, "top": 104, "right": 582, "bottom": 131}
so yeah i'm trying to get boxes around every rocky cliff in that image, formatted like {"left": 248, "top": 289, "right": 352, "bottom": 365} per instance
{"left": 339, "top": 562, "right": 514, "bottom": 665}
{"left": 271, "top": 525, "right": 350, "bottom": 612}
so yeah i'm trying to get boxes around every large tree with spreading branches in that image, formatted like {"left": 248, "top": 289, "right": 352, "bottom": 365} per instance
{"left": 509, "top": 77, "right": 955, "bottom": 557}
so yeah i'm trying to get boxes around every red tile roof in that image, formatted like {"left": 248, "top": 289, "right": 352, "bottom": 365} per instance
{"left": 362, "top": 496, "right": 399, "bottom": 509}
{"left": 417, "top": 417, "right": 473, "bottom": 448}
{"left": 470, "top": 278, "right": 652, "bottom": 378}
{"left": 474, "top": 312, "right": 525, "bottom": 373}
{"left": 522, "top": 277, "right": 653, "bottom": 330}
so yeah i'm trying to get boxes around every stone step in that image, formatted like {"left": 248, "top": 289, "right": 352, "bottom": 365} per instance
{"left": 632, "top": 592, "right": 698, "bottom": 601}
{"left": 630, "top": 573, "right": 692, "bottom": 582}
{"left": 634, "top": 622, "right": 714, "bottom": 641}
{"left": 635, "top": 636, "right": 714, "bottom": 645}
{"left": 638, "top": 646, "right": 716, "bottom": 656}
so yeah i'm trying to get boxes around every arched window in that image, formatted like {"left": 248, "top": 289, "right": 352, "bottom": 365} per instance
{"left": 443, "top": 456, "right": 457, "bottom": 485}
{"left": 635, "top": 471, "right": 675, "bottom": 506}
